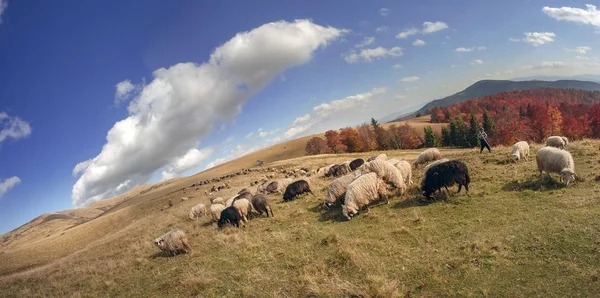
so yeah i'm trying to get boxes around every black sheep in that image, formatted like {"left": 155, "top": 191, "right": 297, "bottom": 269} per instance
{"left": 349, "top": 158, "right": 365, "bottom": 171}
{"left": 218, "top": 206, "right": 244, "bottom": 228}
{"left": 421, "top": 160, "right": 470, "bottom": 199}
{"left": 283, "top": 180, "right": 313, "bottom": 202}
{"left": 326, "top": 164, "right": 348, "bottom": 177}
{"left": 252, "top": 194, "right": 273, "bottom": 217}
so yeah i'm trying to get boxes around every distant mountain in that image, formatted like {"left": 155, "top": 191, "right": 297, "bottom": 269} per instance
{"left": 392, "top": 79, "right": 600, "bottom": 122}
{"left": 378, "top": 102, "right": 426, "bottom": 123}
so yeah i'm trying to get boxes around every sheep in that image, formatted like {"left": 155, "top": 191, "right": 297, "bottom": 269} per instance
{"left": 394, "top": 160, "right": 413, "bottom": 186}
{"left": 422, "top": 158, "right": 450, "bottom": 177}
{"left": 283, "top": 180, "right": 313, "bottom": 202}
{"left": 413, "top": 148, "right": 442, "bottom": 168}
{"left": 181, "top": 196, "right": 189, "bottom": 202}
{"left": 349, "top": 158, "right": 365, "bottom": 171}
{"left": 357, "top": 159, "right": 406, "bottom": 195}
{"left": 511, "top": 141, "right": 530, "bottom": 162}
{"left": 252, "top": 194, "right": 273, "bottom": 217}
{"left": 317, "top": 164, "right": 336, "bottom": 177}
{"left": 342, "top": 172, "right": 393, "bottom": 220}
{"left": 168, "top": 200, "right": 173, "bottom": 207}
{"left": 239, "top": 186, "right": 258, "bottom": 196}
{"left": 269, "top": 178, "right": 293, "bottom": 194}
{"left": 536, "top": 146, "right": 577, "bottom": 185}
{"left": 210, "top": 204, "right": 225, "bottom": 222}
{"left": 324, "top": 172, "right": 360, "bottom": 209}
{"left": 154, "top": 229, "right": 192, "bottom": 256}
{"left": 386, "top": 159, "right": 401, "bottom": 166}
{"left": 367, "top": 154, "right": 388, "bottom": 162}
{"left": 232, "top": 198, "right": 253, "bottom": 222}
{"left": 188, "top": 204, "right": 207, "bottom": 219}
{"left": 225, "top": 195, "right": 236, "bottom": 207}
{"left": 210, "top": 197, "right": 224, "bottom": 205}
{"left": 546, "top": 136, "right": 569, "bottom": 150}
{"left": 421, "top": 160, "right": 470, "bottom": 199}
{"left": 218, "top": 206, "right": 245, "bottom": 228}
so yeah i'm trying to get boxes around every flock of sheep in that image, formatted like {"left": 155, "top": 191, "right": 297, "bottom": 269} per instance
{"left": 153, "top": 135, "right": 580, "bottom": 256}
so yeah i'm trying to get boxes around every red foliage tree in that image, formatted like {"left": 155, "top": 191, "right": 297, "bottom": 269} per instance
{"left": 324, "top": 130, "right": 347, "bottom": 153}
{"left": 356, "top": 124, "right": 377, "bottom": 151}
{"left": 339, "top": 127, "right": 364, "bottom": 153}
{"left": 305, "top": 137, "right": 331, "bottom": 155}
{"left": 588, "top": 103, "right": 600, "bottom": 138}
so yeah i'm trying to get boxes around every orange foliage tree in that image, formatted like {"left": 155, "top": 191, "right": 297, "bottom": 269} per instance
{"left": 305, "top": 137, "right": 331, "bottom": 155}
{"left": 339, "top": 127, "right": 364, "bottom": 153}
{"left": 324, "top": 130, "right": 347, "bottom": 153}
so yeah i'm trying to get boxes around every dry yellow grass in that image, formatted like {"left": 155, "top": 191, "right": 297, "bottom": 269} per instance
{"left": 1, "top": 138, "right": 600, "bottom": 297}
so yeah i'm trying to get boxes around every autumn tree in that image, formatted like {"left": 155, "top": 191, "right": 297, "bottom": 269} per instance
{"left": 389, "top": 123, "right": 421, "bottom": 149}
{"left": 588, "top": 103, "right": 600, "bottom": 138}
{"left": 356, "top": 124, "right": 377, "bottom": 151}
{"left": 430, "top": 107, "right": 444, "bottom": 123}
{"left": 305, "top": 137, "right": 331, "bottom": 155}
{"left": 423, "top": 126, "right": 438, "bottom": 147}
{"left": 339, "top": 127, "right": 363, "bottom": 153}
{"left": 526, "top": 101, "right": 552, "bottom": 142}
{"left": 324, "top": 130, "right": 347, "bottom": 153}
{"left": 371, "top": 118, "right": 390, "bottom": 150}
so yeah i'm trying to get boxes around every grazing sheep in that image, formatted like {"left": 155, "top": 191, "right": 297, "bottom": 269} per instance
{"left": 367, "top": 154, "right": 388, "bottom": 162}
{"left": 232, "top": 198, "right": 253, "bottom": 222}
{"left": 330, "top": 164, "right": 350, "bottom": 177}
{"left": 342, "top": 173, "right": 392, "bottom": 220}
{"left": 210, "top": 197, "right": 224, "bottom": 205}
{"left": 324, "top": 172, "right": 360, "bottom": 209}
{"left": 154, "top": 229, "right": 192, "bottom": 256}
{"left": 546, "top": 136, "right": 569, "bottom": 150}
{"left": 225, "top": 195, "right": 236, "bottom": 207}
{"left": 283, "top": 180, "right": 313, "bottom": 202}
{"left": 240, "top": 186, "right": 258, "bottom": 196}
{"left": 168, "top": 200, "right": 173, "bottom": 207}
{"left": 252, "top": 194, "right": 273, "bottom": 217}
{"left": 188, "top": 204, "right": 207, "bottom": 219}
{"left": 210, "top": 204, "right": 225, "bottom": 222}
{"left": 349, "top": 158, "right": 365, "bottom": 171}
{"left": 536, "top": 146, "right": 577, "bottom": 185}
{"left": 273, "top": 178, "right": 293, "bottom": 194}
{"left": 386, "top": 159, "right": 401, "bottom": 166}
{"left": 511, "top": 141, "right": 530, "bottom": 162}
{"left": 358, "top": 159, "right": 406, "bottom": 195}
{"left": 413, "top": 148, "right": 442, "bottom": 168}
{"left": 394, "top": 160, "right": 413, "bottom": 186}
{"left": 218, "top": 206, "right": 245, "bottom": 228}
{"left": 181, "top": 197, "right": 189, "bottom": 202}
{"left": 421, "top": 160, "right": 470, "bottom": 199}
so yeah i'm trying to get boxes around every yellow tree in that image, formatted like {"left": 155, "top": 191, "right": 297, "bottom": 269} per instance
{"left": 548, "top": 106, "right": 562, "bottom": 136}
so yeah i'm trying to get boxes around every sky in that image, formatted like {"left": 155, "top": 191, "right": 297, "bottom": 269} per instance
{"left": 1, "top": 0, "right": 600, "bottom": 234}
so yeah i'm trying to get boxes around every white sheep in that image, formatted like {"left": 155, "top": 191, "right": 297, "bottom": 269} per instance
{"left": 188, "top": 203, "right": 207, "bottom": 219}
{"left": 394, "top": 160, "right": 413, "bottom": 186}
{"left": 546, "top": 136, "right": 569, "bottom": 150}
{"left": 181, "top": 196, "right": 189, "bottom": 201}
{"left": 413, "top": 148, "right": 442, "bottom": 168}
{"left": 342, "top": 173, "right": 393, "bottom": 220}
{"left": 154, "top": 229, "right": 192, "bottom": 256}
{"left": 324, "top": 172, "right": 360, "bottom": 208}
{"left": 511, "top": 141, "right": 530, "bottom": 162}
{"left": 386, "top": 159, "right": 401, "bottom": 166}
{"left": 210, "top": 204, "right": 225, "bottom": 222}
{"left": 358, "top": 159, "right": 406, "bottom": 196}
{"left": 210, "top": 197, "right": 224, "bottom": 205}
{"left": 232, "top": 198, "right": 253, "bottom": 222}
{"left": 225, "top": 195, "right": 236, "bottom": 207}
{"left": 367, "top": 153, "right": 388, "bottom": 162}
{"left": 275, "top": 178, "right": 293, "bottom": 194}
{"left": 536, "top": 146, "right": 577, "bottom": 185}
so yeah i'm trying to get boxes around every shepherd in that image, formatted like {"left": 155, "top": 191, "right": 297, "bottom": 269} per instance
{"left": 477, "top": 126, "right": 492, "bottom": 153}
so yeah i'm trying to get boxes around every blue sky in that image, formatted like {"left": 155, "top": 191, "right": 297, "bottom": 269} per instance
{"left": 1, "top": 0, "right": 599, "bottom": 234}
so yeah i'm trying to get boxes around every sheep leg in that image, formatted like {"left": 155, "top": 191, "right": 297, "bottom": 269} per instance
{"left": 457, "top": 184, "right": 462, "bottom": 193}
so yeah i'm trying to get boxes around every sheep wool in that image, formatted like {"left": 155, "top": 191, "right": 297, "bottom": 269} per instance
{"left": 358, "top": 159, "right": 406, "bottom": 196}
{"left": 188, "top": 204, "right": 207, "bottom": 219}
{"left": 546, "top": 136, "right": 568, "bottom": 150}
{"left": 394, "top": 160, "right": 413, "bottom": 186}
{"left": 211, "top": 197, "right": 224, "bottom": 205}
{"left": 386, "top": 159, "right": 401, "bottom": 166}
{"left": 536, "top": 146, "right": 577, "bottom": 185}
{"left": 342, "top": 173, "right": 391, "bottom": 220}
{"left": 367, "top": 153, "right": 388, "bottom": 162}
{"left": 232, "top": 198, "right": 253, "bottom": 222}
{"left": 154, "top": 229, "right": 192, "bottom": 256}
{"left": 210, "top": 204, "right": 226, "bottom": 222}
{"left": 324, "top": 173, "right": 360, "bottom": 208}
{"left": 511, "top": 141, "right": 530, "bottom": 162}
{"left": 413, "top": 148, "right": 442, "bottom": 168}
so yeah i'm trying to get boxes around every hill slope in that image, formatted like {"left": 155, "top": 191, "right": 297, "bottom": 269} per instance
{"left": 393, "top": 79, "right": 600, "bottom": 122}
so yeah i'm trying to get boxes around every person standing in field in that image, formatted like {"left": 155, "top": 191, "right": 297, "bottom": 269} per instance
{"left": 478, "top": 126, "right": 492, "bottom": 153}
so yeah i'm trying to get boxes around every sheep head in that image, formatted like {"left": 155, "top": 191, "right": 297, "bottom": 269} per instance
{"left": 560, "top": 170, "right": 576, "bottom": 186}
{"left": 154, "top": 238, "right": 165, "bottom": 250}
{"left": 342, "top": 205, "right": 357, "bottom": 220}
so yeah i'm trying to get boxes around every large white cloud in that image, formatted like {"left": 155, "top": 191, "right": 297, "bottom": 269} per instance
{"left": 522, "top": 32, "right": 556, "bottom": 46}
{"left": 0, "top": 176, "right": 20, "bottom": 199}
{"left": 161, "top": 147, "right": 214, "bottom": 180}
{"left": 0, "top": 112, "right": 31, "bottom": 147}
{"left": 343, "top": 46, "right": 403, "bottom": 63}
{"left": 542, "top": 4, "right": 600, "bottom": 29}
{"left": 422, "top": 21, "right": 449, "bottom": 34}
{"left": 71, "top": 19, "right": 347, "bottom": 207}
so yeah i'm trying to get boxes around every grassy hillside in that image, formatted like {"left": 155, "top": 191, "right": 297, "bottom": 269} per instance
{"left": 1, "top": 140, "right": 600, "bottom": 297}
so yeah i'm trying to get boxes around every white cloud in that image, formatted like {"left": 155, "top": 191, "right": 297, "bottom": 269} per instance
{"left": 422, "top": 21, "right": 449, "bottom": 34}
{"left": 399, "top": 76, "right": 420, "bottom": 82}
{"left": 396, "top": 28, "right": 419, "bottom": 39}
{"left": 470, "top": 59, "right": 484, "bottom": 65}
{"left": 542, "top": 4, "right": 600, "bottom": 29}
{"left": 161, "top": 147, "right": 214, "bottom": 180}
{"left": 0, "top": 176, "right": 20, "bottom": 199}
{"left": 477, "top": 46, "right": 487, "bottom": 50}
{"left": 522, "top": 32, "right": 556, "bottom": 46}
{"left": 392, "top": 64, "right": 403, "bottom": 69}
{"left": 72, "top": 159, "right": 93, "bottom": 177}
{"left": 0, "top": 0, "right": 7, "bottom": 23}
{"left": 114, "top": 80, "right": 137, "bottom": 104}
{"left": 375, "top": 26, "right": 389, "bottom": 33}
{"left": 380, "top": 8, "right": 390, "bottom": 16}
{"left": 412, "top": 39, "right": 426, "bottom": 46}
{"left": 509, "top": 37, "right": 521, "bottom": 42}
{"left": 343, "top": 46, "right": 403, "bottom": 63}
{"left": 258, "top": 128, "right": 278, "bottom": 138}
{"left": 355, "top": 36, "right": 375, "bottom": 48}
{"left": 71, "top": 19, "right": 347, "bottom": 207}
{"left": 576, "top": 56, "right": 589, "bottom": 60}
{"left": 526, "top": 61, "right": 566, "bottom": 69}
{"left": 244, "top": 132, "right": 254, "bottom": 139}
{"left": 455, "top": 46, "right": 486, "bottom": 52}
{"left": 566, "top": 46, "right": 592, "bottom": 54}
{"left": 283, "top": 87, "right": 387, "bottom": 140}
{"left": 0, "top": 112, "right": 31, "bottom": 147}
